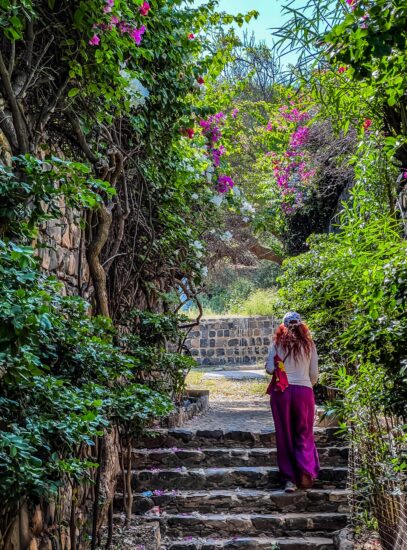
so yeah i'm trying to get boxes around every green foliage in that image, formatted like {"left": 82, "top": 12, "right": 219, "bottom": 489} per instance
{"left": 231, "top": 288, "right": 280, "bottom": 317}
{"left": 0, "top": 239, "right": 173, "bottom": 506}
{"left": 188, "top": 262, "right": 282, "bottom": 316}
{"left": 324, "top": 0, "right": 407, "bottom": 108}
{"left": 0, "top": 155, "right": 113, "bottom": 239}
{"left": 278, "top": 182, "right": 407, "bottom": 417}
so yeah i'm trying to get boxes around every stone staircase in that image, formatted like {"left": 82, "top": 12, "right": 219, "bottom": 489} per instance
{"left": 115, "top": 426, "right": 350, "bottom": 549}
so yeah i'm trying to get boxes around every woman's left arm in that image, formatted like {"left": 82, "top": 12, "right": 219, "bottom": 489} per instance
{"left": 310, "top": 343, "right": 319, "bottom": 386}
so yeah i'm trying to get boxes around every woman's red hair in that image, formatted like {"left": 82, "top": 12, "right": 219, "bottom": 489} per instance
{"left": 274, "top": 322, "right": 313, "bottom": 360}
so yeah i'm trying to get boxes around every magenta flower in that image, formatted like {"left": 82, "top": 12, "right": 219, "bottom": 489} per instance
{"left": 403, "top": 172, "right": 407, "bottom": 179}
{"left": 131, "top": 25, "right": 146, "bottom": 45}
{"left": 289, "top": 126, "right": 309, "bottom": 148}
{"left": 188, "top": 33, "right": 195, "bottom": 40}
{"left": 89, "top": 34, "right": 100, "bottom": 46}
{"left": 140, "top": 1, "right": 151, "bottom": 16}
{"left": 363, "top": 118, "right": 372, "bottom": 130}
{"left": 217, "top": 175, "right": 235, "bottom": 193}
{"left": 111, "top": 15, "right": 119, "bottom": 25}
{"left": 231, "top": 108, "right": 239, "bottom": 118}
{"left": 266, "top": 121, "right": 273, "bottom": 131}
{"left": 103, "top": 5, "right": 112, "bottom": 13}
{"left": 212, "top": 146, "right": 226, "bottom": 167}
{"left": 338, "top": 66, "right": 347, "bottom": 74}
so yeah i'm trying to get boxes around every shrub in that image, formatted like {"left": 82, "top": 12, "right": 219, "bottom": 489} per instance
{"left": 231, "top": 288, "right": 280, "bottom": 316}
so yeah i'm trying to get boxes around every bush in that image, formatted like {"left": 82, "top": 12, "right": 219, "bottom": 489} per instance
{"left": 230, "top": 289, "right": 280, "bottom": 316}
{"left": 0, "top": 241, "right": 174, "bottom": 508}
{"left": 192, "top": 262, "right": 281, "bottom": 316}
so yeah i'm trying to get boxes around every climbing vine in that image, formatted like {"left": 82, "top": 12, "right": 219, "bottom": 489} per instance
{"left": 0, "top": 0, "right": 258, "bottom": 546}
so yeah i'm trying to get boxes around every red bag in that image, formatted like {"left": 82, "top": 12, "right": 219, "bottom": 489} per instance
{"left": 266, "top": 350, "right": 290, "bottom": 395}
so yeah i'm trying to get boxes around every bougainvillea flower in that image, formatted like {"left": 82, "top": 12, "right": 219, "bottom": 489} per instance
{"left": 131, "top": 25, "right": 146, "bottom": 45}
{"left": 89, "top": 34, "right": 100, "bottom": 46}
{"left": 338, "top": 66, "right": 347, "bottom": 73}
{"left": 103, "top": 5, "right": 112, "bottom": 13}
{"left": 197, "top": 76, "right": 205, "bottom": 85}
{"left": 402, "top": 172, "right": 407, "bottom": 179}
{"left": 346, "top": 0, "right": 355, "bottom": 5}
{"left": 212, "top": 146, "right": 225, "bottom": 167}
{"left": 119, "top": 21, "right": 131, "bottom": 34}
{"left": 186, "top": 128, "right": 195, "bottom": 139}
{"left": 111, "top": 15, "right": 119, "bottom": 25}
{"left": 217, "top": 175, "right": 235, "bottom": 193}
{"left": 140, "top": 1, "right": 151, "bottom": 16}
{"left": 231, "top": 108, "right": 239, "bottom": 118}
{"left": 188, "top": 33, "right": 195, "bottom": 40}
{"left": 289, "top": 126, "right": 309, "bottom": 148}
{"left": 363, "top": 119, "right": 372, "bottom": 130}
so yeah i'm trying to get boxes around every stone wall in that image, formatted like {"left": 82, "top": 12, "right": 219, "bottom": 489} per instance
{"left": 38, "top": 208, "right": 90, "bottom": 297}
{"left": 186, "top": 316, "right": 279, "bottom": 366}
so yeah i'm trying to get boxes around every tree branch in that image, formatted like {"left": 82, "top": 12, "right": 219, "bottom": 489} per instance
{"left": 0, "top": 51, "right": 29, "bottom": 153}
{"left": 67, "top": 110, "right": 99, "bottom": 163}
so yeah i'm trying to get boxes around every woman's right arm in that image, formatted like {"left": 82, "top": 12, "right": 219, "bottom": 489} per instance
{"left": 265, "top": 343, "right": 277, "bottom": 374}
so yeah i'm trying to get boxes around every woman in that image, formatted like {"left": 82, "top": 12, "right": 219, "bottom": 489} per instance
{"left": 265, "top": 311, "right": 319, "bottom": 493}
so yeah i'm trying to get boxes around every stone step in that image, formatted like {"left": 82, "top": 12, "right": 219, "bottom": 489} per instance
{"left": 126, "top": 466, "right": 348, "bottom": 492}
{"left": 132, "top": 446, "right": 349, "bottom": 468}
{"left": 163, "top": 535, "right": 335, "bottom": 549}
{"left": 115, "top": 488, "right": 349, "bottom": 515}
{"left": 136, "top": 427, "right": 344, "bottom": 450}
{"left": 144, "top": 511, "right": 348, "bottom": 538}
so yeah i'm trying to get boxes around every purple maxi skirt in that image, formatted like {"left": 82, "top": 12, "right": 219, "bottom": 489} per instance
{"left": 270, "top": 384, "right": 320, "bottom": 484}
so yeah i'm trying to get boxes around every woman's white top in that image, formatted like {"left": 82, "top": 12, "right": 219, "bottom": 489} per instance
{"left": 265, "top": 342, "right": 319, "bottom": 388}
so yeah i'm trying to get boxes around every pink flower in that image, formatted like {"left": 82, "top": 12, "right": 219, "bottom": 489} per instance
{"left": 103, "top": 5, "right": 112, "bottom": 13}
{"left": 197, "top": 76, "right": 205, "bottom": 85}
{"left": 130, "top": 25, "right": 146, "bottom": 45}
{"left": 231, "top": 108, "right": 239, "bottom": 118}
{"left": 111, "top": 15, "right": 119, "bottom": 25}
{"left": 338, "top": 66, "right": 347, "bottom": 74}
{"left": 89, "top": 34, "right": 100, "bottom": 46}
{"left": 363, "top": 118, "right": 372, "bottom": 130}
{"left": 188, "top": 33, "right": 195, "bottom": 40}
{"left": 139, "top": 1, "right": 151, "bottom": 16}
{"left": 402, "top": 172, "right": 407, "bottom": 179}
{"left": 266, "top": 121, "right": 273, "bottom": 131}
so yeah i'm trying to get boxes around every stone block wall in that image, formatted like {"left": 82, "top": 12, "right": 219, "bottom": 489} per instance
{"left": 186, "top": 316, "right": 279, "bottom": 366}
{"left": 37, "top": 208, "right": 90, "bottom": 297}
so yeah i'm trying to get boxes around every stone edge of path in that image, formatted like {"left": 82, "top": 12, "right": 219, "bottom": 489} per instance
{"left": 160, "top": 389, "right": 210, "bottom": 429}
